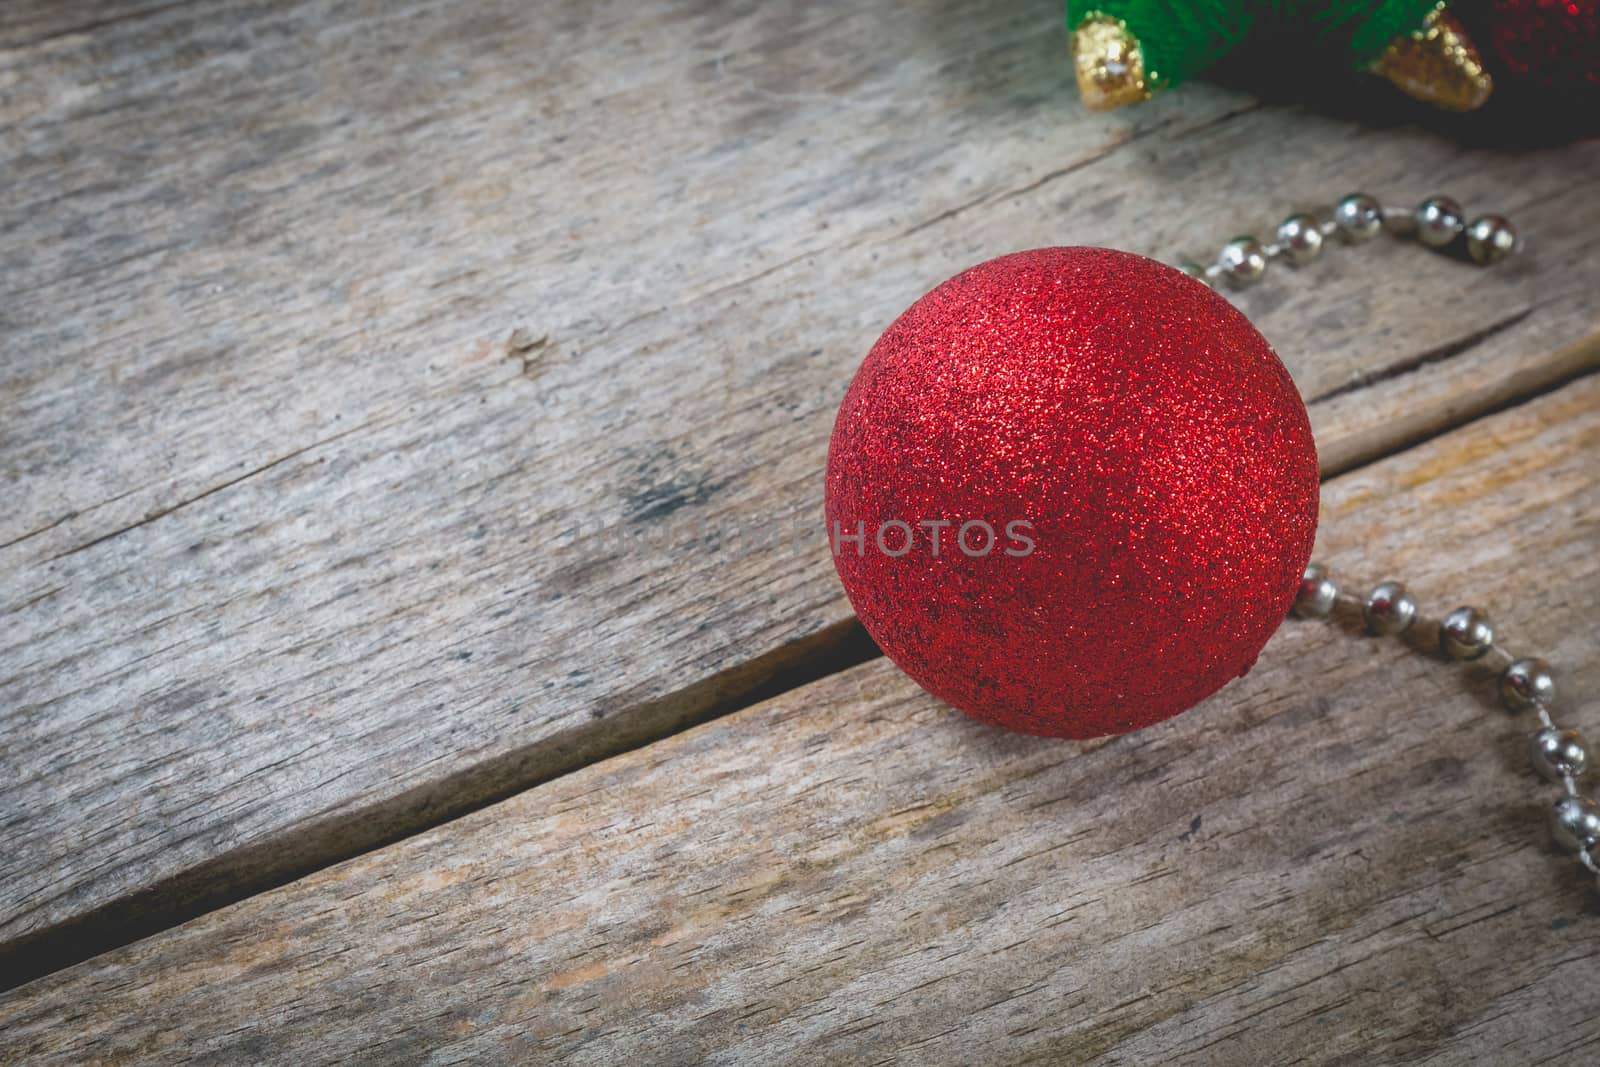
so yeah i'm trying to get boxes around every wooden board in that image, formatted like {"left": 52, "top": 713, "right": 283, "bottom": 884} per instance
{"left": 3, "top": 374, "right": 1596, "bottom": 1063}
{"left": 4, "top": 0, "right": 1600, "bottom": 984}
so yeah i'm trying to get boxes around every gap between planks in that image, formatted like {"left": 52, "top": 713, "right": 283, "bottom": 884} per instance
{"left": 5, "top": 354, "right": 1597, "bottom": 994}
{"left": 0, "top": 618, "right": 879, "bottom": 991}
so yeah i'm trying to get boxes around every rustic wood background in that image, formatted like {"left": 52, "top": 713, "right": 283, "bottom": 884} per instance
{"left": 2, "top": 0, "right": 1597, "bottom": 1062}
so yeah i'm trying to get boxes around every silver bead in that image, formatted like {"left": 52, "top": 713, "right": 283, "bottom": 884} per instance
{"left": 1439, "top": 606, "right": 1494, "bottom": 660}
{"left": 1363, "top": 580, "right": 1417, "bottom": 635}
{"left": 1466, "top": 215, "right": 1517, "bottom": 265}
{"left": 1333, "top": 194, "right": 1383, "bottom": 241}
{"left": 1532, "top": 727, "right": 1589, "bottom": 782}
{"left": 1414, "top": 196, "right": 1465, "bottom": 248}
{"left": 1276, "top": 214, "right": 1324, "bottom": 265}
{"left": 1218, "top": 237, "right": 1267, "bottom": 287}
{"left": 1178, "top": 260, "right": 1212, "bottom": 287}
{"left": 1500, "top": 657, "right": 1555, "bottom": 710}
{"left": 1551, "top": 795, "right": 1600, "bottom": 851}
{"left": 1293, "top": 562, "right": 1338, "bottom": 619}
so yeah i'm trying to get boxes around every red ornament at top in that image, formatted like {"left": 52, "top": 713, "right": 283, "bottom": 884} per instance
{"left": 1477, "top": 0, "right": 1600, "bottom": 94}
{"left": 825, "top": 247, "right": 1319, "bottom": 738}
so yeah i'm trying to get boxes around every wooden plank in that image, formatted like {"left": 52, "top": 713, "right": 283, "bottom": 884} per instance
{"left": 4, "top": 375, "right": 1597, "bottom": 1063}
{"left": 0, "top": 1, "right": 182, "bottom": 50}
{"left": 3, "top": 0, "right": 1600, "bottom": 980}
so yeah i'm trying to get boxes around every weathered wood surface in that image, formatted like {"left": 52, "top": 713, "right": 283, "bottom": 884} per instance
{"left": 4, "top": 375, "right": 1596, "bottom": 1064}
{"left": 4, "top": 0, "right": 1600, "bottom": 982}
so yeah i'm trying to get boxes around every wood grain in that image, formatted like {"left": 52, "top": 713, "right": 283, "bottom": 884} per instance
{"left": 4, "top": 372, "right": 1597, "bottom": 1065}
{"left": 4, "top": 0, "right": 1600, "bottom": 981}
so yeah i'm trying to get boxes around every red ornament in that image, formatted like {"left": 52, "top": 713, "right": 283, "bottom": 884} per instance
{"left": 1477, "top": 0, "right": 1600, "bottom": 95}
{"left": 825, "top": 247, "right": 1319, "bottom": 738}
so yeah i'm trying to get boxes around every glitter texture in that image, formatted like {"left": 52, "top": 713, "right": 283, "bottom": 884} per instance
{"left": 1370, "top": 5, "right": 1494, "bottom": 111}
{"left": 1474, "top": 0, "right": 1599, "bottom": 93}
{"left": 1072, "top": 14, "right": 1154, "bottom": 111}
{"left": 825, "top": 248, "right": 1320, "bottom": 738}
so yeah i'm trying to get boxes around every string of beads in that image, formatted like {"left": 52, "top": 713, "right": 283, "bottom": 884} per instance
{"left": 1293, "top": 566, "right": 1599, "bottom": 890}
{"left": 1178, "top": 193, "right": 1596, "bottom": 890}
{"left": 1177, "top": 191, "right": 1518, "bottom": 289}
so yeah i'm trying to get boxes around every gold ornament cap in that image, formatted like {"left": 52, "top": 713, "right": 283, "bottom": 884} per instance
{"left": 1072, "top": 14, "right": 1153, "bottom": 111}
{"left": 1370, "top": 4, "right": 1493, "bottom": 112}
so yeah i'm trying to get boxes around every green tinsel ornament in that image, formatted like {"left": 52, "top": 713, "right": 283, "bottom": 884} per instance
{"left": 1067, "top": 0, "right": 1494, "bottom": 111}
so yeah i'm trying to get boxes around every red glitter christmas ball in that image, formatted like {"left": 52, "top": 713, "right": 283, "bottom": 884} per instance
{"left": 1477, "top": 0, "right": 1600, "bottom": 95}
{"left": 825, "top": 247, "right": 1319, "bottom": 738}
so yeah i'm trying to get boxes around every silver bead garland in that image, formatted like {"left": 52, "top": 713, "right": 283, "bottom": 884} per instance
{"left": 1183, "top": 194, "right": 1594, "bottom": 891}
{"left": 1291, "top": 565, "right": 1598, "bottom": 889}
{"left": 1180, "top": 190, "right": 1520, "bottom": 290}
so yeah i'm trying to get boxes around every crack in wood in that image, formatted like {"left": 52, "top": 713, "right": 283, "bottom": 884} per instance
{"left": 1308, "top": 307, "right": 1538, "bottom": 406}
{"left": 898, "top": 117, "right": 1182, "bottom": 241}
{"left": 1320, "top": 340, "right": 1600, "bottom": 480}
{"left": 0, "top": 616, "right": 880, "bottom": 991}
{"left": 43, "top": 420, "right": 380, "bottom": 563}
{"left": 3, "top": 0, "right": 203, "bottom": 51}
